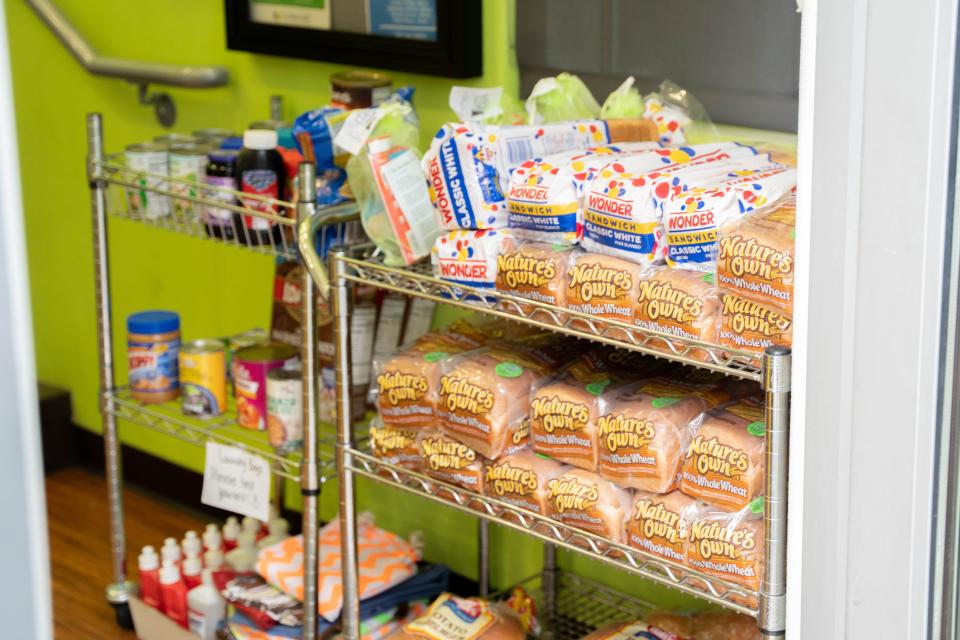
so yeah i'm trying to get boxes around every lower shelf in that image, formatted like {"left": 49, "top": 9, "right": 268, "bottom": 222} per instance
{"left": 106, "top": 388, "right": 335, "bottom": 483}
{"left": 348, "top": 448, "right": 757, "bottom": 617}
{"left": 534, "top": 571, "right": 656, "bottom": 640}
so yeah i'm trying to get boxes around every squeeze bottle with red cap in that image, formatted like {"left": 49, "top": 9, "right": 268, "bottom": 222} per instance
{"left": 161, "top": 537, "right": 182, "bottom": 568}
{"left": 182, "top": 530, "right": 202, "bottom": 559}
{"left": 237, "top": 128, "right": 286, "bottom": 248}
{"left": 202, "top": 524, "right": 222, "bottom": 553}
{"left": 160, "top": 560, "right": 189, "bottom": 629}
{"left": 138, "top": 545, "right": 163, "bottom": 612}
{"left": 182, "top": 552, "right": 202, "bottom": 591}
{"left": 222, "top": 517, "right": 240, "bottom": 551}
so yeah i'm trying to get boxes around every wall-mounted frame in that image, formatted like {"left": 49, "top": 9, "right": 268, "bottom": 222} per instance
{"left": 225, "top": 0, "right": 482, "bottom": 78}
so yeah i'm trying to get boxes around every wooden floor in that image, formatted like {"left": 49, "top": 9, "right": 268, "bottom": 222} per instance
{"left": 46, "top": 466, "right": 207, "bottom": 639}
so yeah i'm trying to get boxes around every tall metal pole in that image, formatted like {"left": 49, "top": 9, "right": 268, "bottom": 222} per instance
{"left": 760, "top": 346, "right": 790, "bottom": 639}
{"left": 88, "top": 113, "right": 134, "bottom": 622}
{"left": 478, "top": 520, "right": 490, "bottom": 596}
{"left": 541, "top": 542, "right": 558, "bottom": 640}
{"left": 331, "top": 247, "right": 360, "bottom": 640}
{"left": 297, "top": 162, "right": 320, "bottom": 640}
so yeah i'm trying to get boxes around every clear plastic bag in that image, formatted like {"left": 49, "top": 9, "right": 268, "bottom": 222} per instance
{"left": 525, "top": 72, "right": 601, "bottom": 124}
{"left": 626, "top": 489, "right": 697, "bottom": 565}
{"left": 545, "top": 467, "right": 632, "bottom": 543}
{"left": 644, "top": 79, "right": 717, "bottom": 146}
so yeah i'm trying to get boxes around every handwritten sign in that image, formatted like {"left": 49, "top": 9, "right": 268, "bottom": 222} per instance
{"left": 201, "top": 442, "right": 270, "bottom": 522}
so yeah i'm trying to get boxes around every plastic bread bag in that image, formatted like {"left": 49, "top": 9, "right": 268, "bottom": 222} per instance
{"left": 484, "top": 449, "right": 569, "bottom": 517}
{"left": 595, "top": 381, "right": 710, "bottom": 492}
{"left": 633, "top": 267, "right": 720, "bottom": 362}
{"left": 506, "top": 142, "right": 661, "bottom": 245}
{"left": 582, "top": 620, "right": 694, "bottom": 640}
{"left": 581, "top": 143, "right": 765, "bottom": 265}
{"left": 716, "top": 290, "right": 793, "bottom": 356}
{"left": 390, "top": 588, "right": 536, "bottom": 640}
{"left": 685, "top": 498, "right": 765, "bottom": 594}
{"left": 431, "top": 229, "right": 512, "bottom": 294}
{"left": 680, "top": 396, "right": 766, "bottom": 510}
{"left": 423, "top": 119, "right": 659, "bottom": 230}
{"left": 664, "top": 165, "right": 797, "bottom": 270}
{"left": 525, "top": 72, "right": 601, "bottom": 124}
{"left": 545, "top": 467, "right": 632, "bottom": 543}
{"left": 600, "top": 76, "right": 646, "bottom": 119}
{"left": 369, "top": 416, "right": 422, "bottom": 472}
{"left": 449, "top": 85, "right": 527, "bottom": 126}
{"left": 645, "top": 611, "right": 760, "bottom": 640}
{"left": 495, "top": 238, "right": 580, "bottom": 317}
{"left": 565, "top": 252, "right": 649, "bottom": 335}
{"left": 626, "top": 489, "right": 697, "bottom": 566}
{"left": 417, "top": 429, "right": 486, "bottom": 495}
{"left": 437, "top": 346, "right": 546, "bottom": 459}
{"left": 643, "top": 80, "right": 716, "bottom": 147}
{"left": 716, "top": 196, "right": 796, "bottom": 313}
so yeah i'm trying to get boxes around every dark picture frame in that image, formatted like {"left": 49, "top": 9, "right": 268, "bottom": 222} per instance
{"left": 225, "top": 0, "right": 482, "bottom": 78}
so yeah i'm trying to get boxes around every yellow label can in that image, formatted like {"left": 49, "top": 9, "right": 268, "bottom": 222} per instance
{"left": 179, "top": 339, "right": 227, "bottom": 418}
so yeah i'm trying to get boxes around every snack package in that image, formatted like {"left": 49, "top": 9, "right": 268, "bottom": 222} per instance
{"left": 565, "top": 252, "right": 647, "bottom": 332}
{"left": 716, "top": 291, "right": 793, "bottom": 355}
{"left": 646, "top": 611, "right": 760, "bottom": 640}
{"left": 418, "top": 430, "right": 486, "bottom": 495}
{"left": 484, "top": 449, "right": 569, "bottom": 515}
{"left": 424, "top": 119, "right": 659, "bottom": 230}
{"left": 431, "top": 229, "right": 511, "bottom": 292}
{"left": 546, "top": 467, "right": 632, "bottom": 543}
{"left": 530, "top": 347, "right": 656, "bottom": 471}
{"left": 716, "top": 197, "right": 796, "bottom": 313}
{"left": 633, "top": 268, "right": 720, "bottom": 357}
{"left": 582, "top": 619, "right": 693, "bottom": 640}
{"left": 292, "top": 106, "right": 350, "bottom": 206}
{"left": 596, "top": 382, "right": 709, "bottom": 492}
{"left": 390, "top": 590, "right": 534, "bottom": 640}
{"left": 506, "top": 142, "right": 660, "bottom": 244}
{"left": 370, "top": 417, "right": 422, "bottom": 472}
{"left": 664, "top": 166, "right": 797, "bottom": 270}
{"left": 495, "top": 238, "right": 579, "bottom": 314}
{"left": 680, "top": 396, "right": 766, "bottom": 510}
{"left": 581, "top": 143, "right": 763, "bottom": 264}
{"left": 686, "top": 501, "right": 764, "bottom": 592}
{"left": 221, "top": 574, "right": 303, "bottom": 629}
{"left": 627, "top": 490, "right": 697, "bottom": 566}
{"left": 438, "top": 347, "right": 545, "bottom": 459}
{"left": 525, "top": 72, "right": 601, "bottom": 124}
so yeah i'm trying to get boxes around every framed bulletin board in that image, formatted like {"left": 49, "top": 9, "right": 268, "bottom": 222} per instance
{"left": 225, "top": 0, "right": 482, "bottom": 78}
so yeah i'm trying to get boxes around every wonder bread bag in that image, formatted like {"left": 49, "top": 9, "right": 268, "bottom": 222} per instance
{"left": 424, "top": 119, "right": 659, "bottom": 230}
{"left": 417, "top": 430, "right": 485, "bottom": 496}
{"left": 484, "top": 449, "right": 569, "bottom": 516}
{"left": 391, "top": 588, "right": 536, "bottom": 640}
{"left": 716, "top": 196, "right": 796, "bottom": 314}
{"left": 506, "top": 142, "right": 660, "bottom": 245}
{"left": 546, "top": 467, "right": 632, "bottom": 543}
{"left": 495, "top": 237, "right": 580, "bottom": 316}
{"left": 680, "top": 395, "right": 766, "bottom": 511}
{"left": 686, "top": 499, "right": 765, "bottom": 594}
{"left": 431, "top": 228, "right": 512, "bottom": 292}
{"left": 626, "top": 489, "right": 697, "bottom": 566}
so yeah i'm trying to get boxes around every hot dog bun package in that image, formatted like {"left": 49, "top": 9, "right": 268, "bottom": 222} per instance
{"left": 506, "top": 142, "right": 660, "bottom": 245}
{"left": 681, "top": 396, "right": 766, "bottom": 510}
{"left": 495, "top": 238, "right": 579, "bottom": 314}
{"left": 391, "top": 588, "right": 536, "bottom": 640}
{"left": 431, "top": 229, "right": 512, "bottom": 292}
{"left": 484, "top": 449, "right": 569, "bottom": 515}
{"left": 580, "top": 143, "right": 765, "bottom": 265}
{"left": 438, "top": 347, "right": 548, "bottom": 459}
{"left": 423, "top": 119, "right": 659, "bottom": 230}
{"left": 664, "top": 166, "right": 797, "bottom": 271}
{"left": 626, "top": 489, "right": 697, "bottom": 565}
{"left": 546, "top": 467, "right": 632, "bottom": 543}
{"left": 369, "top": 417, "right": 421, "bottom": 472}
{"left": 686, "top": 500, "right": 765, "bottom": 593}
{"left": 716, "top": 196, "right": 796, "bottom": 313}
{"left": 717, "top": 290, "right": 793, "bottom": 355}
{"left": 418, "top": 430, "right": 485, "bottom": 495}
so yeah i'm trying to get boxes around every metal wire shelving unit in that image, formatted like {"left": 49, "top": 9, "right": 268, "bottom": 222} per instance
{"left": 87, "top": 113, "right": 355, "bottom": 638}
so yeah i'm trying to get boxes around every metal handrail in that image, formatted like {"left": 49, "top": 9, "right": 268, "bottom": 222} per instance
{"left": 26, "top": 0, "right": 229, "bottom": 87}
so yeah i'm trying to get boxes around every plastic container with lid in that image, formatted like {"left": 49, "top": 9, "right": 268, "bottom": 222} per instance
{"left": 237, "top": 129, "right": 287, "bottom": 248}
{"left": 127, "top": 311, "right": 181, "bottom": 403}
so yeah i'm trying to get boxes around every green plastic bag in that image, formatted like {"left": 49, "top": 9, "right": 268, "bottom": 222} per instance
{"left": 525, "top": 73, "right": 601, "bottom": 124}
{"left": 600, "top": 76, "right": 645, "bottom": 119}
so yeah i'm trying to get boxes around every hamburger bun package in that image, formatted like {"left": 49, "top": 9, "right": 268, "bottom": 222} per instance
{"left": 424, "top": 120, "right": 659, "bottom": 231}
{"left": 369, "top": 417, "right": 421, "bottom": 472}
{"left": 495, "top": 238, "right": 580, "bottom": 316}
{"left": 545, "top": 467, "right": 632, "bottom": 543}
{"left": 417, "top": 430, "right": 485, "bottom": 496}
{"left": 390, "top": 589, "right": 536, "bottom": 640}
{"left": 716, "top": 291, "right": 793, "bottom": 355}
{"left": 626, "top": 489, "right": 697, "bottom": 565}
{"left": 680, "top": 396, "right": 766, "bottom": 510}
{"left": 686, "top": 500, "right": 765, "bottom": 593}
{"left": 716, "top": 196, "right": 796, "bottom": 313}
{"left": 484, "top": 449, "right": 569, "bottom": 517}
{"left": 506, "top": 142, "right": 660, "bottom": 245}
{"left": 431, "top": 229, "right": 512, "bottom": 292}
{"left": 565, "top": 252, "right": 648, "bottom": 333}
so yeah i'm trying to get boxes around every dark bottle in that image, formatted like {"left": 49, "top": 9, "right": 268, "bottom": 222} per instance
{"left": 236, "top": 129, "right": 286, "bottom": 248}
{"left": 203, "top": 150, "right": 240, "bottom": 241}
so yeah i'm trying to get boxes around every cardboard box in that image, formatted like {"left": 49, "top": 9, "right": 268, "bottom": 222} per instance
{"left": 129, "top": 595, "right": 195, "bottom": 640}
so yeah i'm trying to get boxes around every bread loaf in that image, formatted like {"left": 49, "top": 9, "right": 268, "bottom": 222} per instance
{"left": 580, "top": 620, "right": 692, "bottom": 640}
{"left": 369, "top": 419, "right": 421, "bottom": 472}
{"left": 633, "top": 268, "right": 719, "bottom": 361}
{"left": 686, "top": 503, "right": 764, "bottom": 592}
{"left": 495, "top": 238, "right": 578, "bottom": 314}
{"left": 626, "top": 489, "right": 697, "bottom": 565}
{"left": 565, "top": 252, "right": 646, "bottom": 334}
{"left": 418, "top": 431, "right": 485, "bottom": 496}
{"left": 391, "top": 592, "right": 528, "bottom": 640}
{"left": 432, "top": 229, "right": 511, "bottom": 292}
{"left": 546, "top": 468, "right": 632, "bottom": 543}
{"left": 484, "top": 450, "right": 568, "bottom": 516}
{"left": 680, "top": 397, "right": 766, "bottom": 510}
{"left": 646, "top": 612, "right": 760, "bottom": 640}
{"left": 716, "top": 291, "right": 792, "bottom": 355}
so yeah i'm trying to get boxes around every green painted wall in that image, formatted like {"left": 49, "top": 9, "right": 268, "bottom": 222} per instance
{"left": 6, "top": 0, "right": 792, "bottom": 609}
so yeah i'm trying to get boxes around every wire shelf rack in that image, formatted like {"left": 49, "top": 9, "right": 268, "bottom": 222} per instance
{"left": 107, "top": 387, "right": 336, "bottom": 483}
{"left": 96, "top": 156, "right": 359, "bottom": 259}
{"left": 336, "top": 254, "right": 763, "bottom": 382}
{"left": 348, "top": 448, "right": 758, "bottom": 617}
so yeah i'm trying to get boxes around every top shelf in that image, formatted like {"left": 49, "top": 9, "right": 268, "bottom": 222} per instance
{"left": 336, "top": 253, "right": 764, "bottom": 381}
{"left": 96, "top": 156, "right": 359, "bottom": 259}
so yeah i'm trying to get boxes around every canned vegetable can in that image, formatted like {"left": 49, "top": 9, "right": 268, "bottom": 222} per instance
{"left": 267, "top": 366, "right": 303, "bottom": 452}
{"left": 124, "top": 143, "right": 170, "bottom": 220}
{"left": 180, "top": 339, "right": 227, "bottom": 418}
{"left": 234, "top": 343, "right": 299, "bottom": 430}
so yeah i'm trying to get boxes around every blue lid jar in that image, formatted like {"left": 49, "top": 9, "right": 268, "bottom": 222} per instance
{"left": 127, "top": 310, "right": 180, "bottom": 335}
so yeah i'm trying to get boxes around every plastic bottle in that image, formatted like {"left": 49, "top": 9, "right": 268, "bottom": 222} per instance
{"left": 242, "top": 515, "right": 265, "bottom": 541}
{"left": 202, "top": 523, "right": 222, "bottom": 553}
{"left": 187, "top": 569, "right": 226, "bottom": 640}
{"left": 182, "top": 530, "right": 202, "bottom": 559}
{"left": 222, "top": 516, "right": 241, "bottom": 551}
{"left": 225, "top": 531, "right": 257, "bottom": 572}
{"left": 236, "top": 129, "right": 286, "bottom": 248}
{"left": 159, "top": 560, "right": 189, "bottom": 629}
{"left": 182, "top": 552, "right": 203, "bottom": 591}
{"left": 161, "top": 537, "right": 182, "bottom": 567}
{"left": 257, "top": 518, "right": 290, "bottom": 549}
{"left": 203, "top": 548, "right": 225, "bottom": 571}
{"left": 137, "top": 545, "right": 163, "bottom": 612}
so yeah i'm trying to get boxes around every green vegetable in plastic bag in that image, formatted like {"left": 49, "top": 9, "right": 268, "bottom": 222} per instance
{"left": 600, "top": 76, "right": 645, "bottom": 119}
{"left": 525, "top": 72, "right": 600, "bottom": 124}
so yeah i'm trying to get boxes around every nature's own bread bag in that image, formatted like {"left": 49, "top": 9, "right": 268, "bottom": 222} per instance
{"left": 716, "top": 291, "right": 793, "bottom": 355}
{"left": 626, "top": 489, "right": 697, "bottom": 566}
{"left": 495, "top": 238, "right": 579, "bottom": 315}
{"left": 633, "top": 267, "right": 719, "bottom": 361}
{"left": 646, "top": 612, "right": 760, "bottom": 640}
{"left": 580, "top": 620, "right": 692, "bottom": 640}
{"left": 545, "top": 467, "right": 632, "bottom": 543}
{"left": 369, "top": 417, "right": 421, "bottom": 472}
{"left": 565, "top": 252, "right": 647, "bottom": 334}
{"left": 484, "top": 449, "right": 569, "bottom": 516}
{"left": 417, "top": 430, "right": 485, "bottom": 496}
{"left": 680, "top": 397, "right": 766, "bottom": 510}
{"left": 686, "top": 501, "right": 765, "bottom": 593}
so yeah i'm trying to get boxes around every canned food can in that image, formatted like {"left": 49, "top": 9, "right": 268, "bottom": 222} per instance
{"left": 193, "top": 128, "right": 237, "bottom": 148}
{"left": 227, "top": 328, "right": 268, "bottom": 383}
{"left": 330, "top": 70, "right": 392, "bottom": 110}
{"left": 179, "top": 339, "right": 227, "bottom": 418}
{"left": 234, "top": 343, "right": 299, "bottom": 430}
{"left": 169, "top": 145, "right": 209, "bottom": 221}
{"left": 124, "top": 143, "right": 170, "bottom": 219}
{"left": 154, "top": 133, "right": 199, "bottom": 147}
{"left": 267, "top": 366, "right": 303, "bottom": 451}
